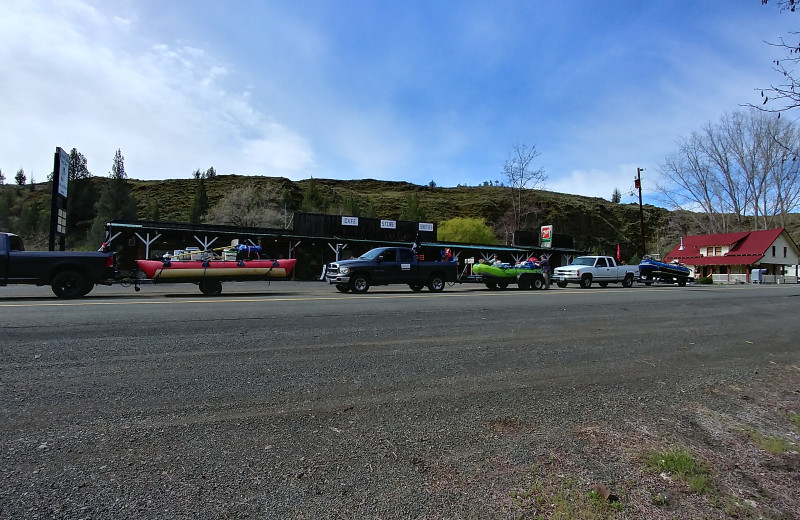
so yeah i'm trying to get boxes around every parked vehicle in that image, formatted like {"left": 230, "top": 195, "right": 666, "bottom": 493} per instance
{"left": 551, "top": 255, "right": 638, "bottom": 289}
{"left": 638, "top": 256, "right": 691, "bottom": 286}
{"left": 325, "top": 247, "right": 458, "bottom": 294}
{"left": 0, "top": 232, "right": 119, "bottom": 298}
{"left": 470, "top": 261, "right": 546, "bottom": 290}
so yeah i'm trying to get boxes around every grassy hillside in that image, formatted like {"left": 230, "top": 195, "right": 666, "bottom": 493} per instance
{"left": 5, "top": 175, "right": 799, "bottom": 261}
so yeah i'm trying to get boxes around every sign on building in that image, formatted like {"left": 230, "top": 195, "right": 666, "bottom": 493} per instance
{"left": 342, "top": 216, "right": 359, "bottom": 226}
{"left": 419, "top": 223, "right": 434, "bottom": 232}
{"left": 380, "top": 219, "right": 396, "bottom": 229}
{"left": 541, "top": 225, "right": 553, "bottom": 248}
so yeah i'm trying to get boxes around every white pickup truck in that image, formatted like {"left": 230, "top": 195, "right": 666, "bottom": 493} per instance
{"left": 551, "top": 255, "right": 638, "bottom": 289}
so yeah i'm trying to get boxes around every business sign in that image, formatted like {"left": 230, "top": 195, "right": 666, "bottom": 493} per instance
{"left": 380, "top": 219, "right": 396, "bottom": 229}
{"left": 342, "top": 216, "right": 359, "bottom": 226}
{"left": 540, "top": 225, "right": 553, "bottom": 248}
{"left": 56, "top": 148, "right": 69, "bottom": 198}
{"left": 418, "top": 222, "right": 434, "bottom": 232}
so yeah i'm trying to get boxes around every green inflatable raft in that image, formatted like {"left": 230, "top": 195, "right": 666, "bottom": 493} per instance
{"left": 471, "top": 262, "right": 546, "bottom": 290}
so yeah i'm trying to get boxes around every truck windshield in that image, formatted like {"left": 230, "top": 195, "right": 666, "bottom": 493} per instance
{"left": 571, "top": 257, "right": 596, "bottom": 266}
{"left": 359, "top": 248, "right": 385, "bottom": 261}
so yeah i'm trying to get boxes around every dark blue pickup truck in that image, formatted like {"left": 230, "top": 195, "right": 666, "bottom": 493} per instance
{"left": 0, "top": 232, "right": 119, "bottom": 298}
{"left": 325, "top": 246, "right": 458, "bottom": 294}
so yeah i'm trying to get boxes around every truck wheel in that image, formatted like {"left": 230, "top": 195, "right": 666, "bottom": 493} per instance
{"left": 498, "top": 282, "right": 509, "bottom": 290}
{"left": 409, "top": 283, "right": 424, "bottom": 292}
{"left": 350, "top": 274, "right": 370, "bottom": 294}
{"left": 517, "top": 278, "right": 530, "bottom": 290}
{"left": 644, "top": 276, "right": 653, "bottom": 286}
{"left": 199, "top": 279, "right": 223, "bottom": 296}
{"left": 533, "top": 277, "right": 544, "bottom": 290}
{"left": 485, "top": 281, "right": 498, "bottom": 290}
{"left": 580, "top": 275, "right": 593, "bottom": 289}
{"left": 678, "top": 279, "right": 687, "bottom": 287}
{"left": 336, "top": 284, "right": 350, "bottom": 293}
{"left": 427, "top": 274, "right": 445, "bottom": 292}
{"left": 51, "top": 270, "right": 89, "bottom": 299}
{"left": 557, "top": 281, "right": 568, "bottom": 288}
{"left": 598, "top": 281, "right": 609, "bottom": 288}
{"left": 622, "top": 275, "right": 634, "bottom": 288}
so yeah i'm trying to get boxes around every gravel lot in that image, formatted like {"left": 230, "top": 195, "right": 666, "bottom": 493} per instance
{"left": 1, "top": 281, "right": 799, "bottom": 519}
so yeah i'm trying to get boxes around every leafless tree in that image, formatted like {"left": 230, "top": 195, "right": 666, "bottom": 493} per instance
{"left": 501, "top": 143, "right": 547, "bottom": 235}
{"left": 753, "top": 1, "right": 800, "bottom": 114}
{"left": 205, "top": 184, "right": 282, "bottom": 228}
{"left": 658, "top": 109, "right": 800, "bottom": 232}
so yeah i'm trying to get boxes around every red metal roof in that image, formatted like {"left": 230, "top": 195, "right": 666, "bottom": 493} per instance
{"left": 665, "top": 228, "right": 785, "bottom": 266}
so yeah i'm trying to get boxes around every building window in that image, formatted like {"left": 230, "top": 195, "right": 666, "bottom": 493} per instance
{"left": 784, "top": 247, "right": 787, "bottom": 258}
{"left": 706, "top": 246, "right": 722, "bottom": 256}
{"left": 772, "top": 245, "right": 776, "bottom": 256}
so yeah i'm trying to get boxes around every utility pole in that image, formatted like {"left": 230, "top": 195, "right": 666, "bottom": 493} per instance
{"left": 635, "top": 167, "right": 645, "bottom": 256}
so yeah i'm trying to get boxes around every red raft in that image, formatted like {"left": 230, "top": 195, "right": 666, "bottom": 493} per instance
{"left": 136, "top": 258, "right": 297, "bottom": 295}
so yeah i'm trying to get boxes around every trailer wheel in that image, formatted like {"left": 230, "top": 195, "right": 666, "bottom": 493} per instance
{"left": 409, "top": 283, "right": 424, "bottom": 292}
{"left": 557, "top": 281, "right": 568, "bottom": 288}
{"left": 533, "top": 277, "right": 544, "bottom": 290}
{"left": 678, "top": 279, "right": 687, "bottom": 287}
{"left": 199, "top": 279, "right": 223, "bottom": 296}
{"left": 350, "top": 274, "right": 370, "bottom": 294}
{"left": 517, "top": 278, "right": 530, "bottom": 290}
{"left": 427, "top": 274, "right": 445, "bottom": 292}
{"left": 643, "top": 276, "right": 653, "bottom": 286}
{"left": 498, "top": 282, "right": 509, "bottom": 290}
{"left": 485, "top": 281, "right": 498, "bottom": 290}
{"left": 622, "top": 275, "right": 634, "bottom": 288}
{"left": 580, "top": 275, "right": 593, "bottom": 289}
{"left": 51, "top": 270, "right": 89, "bottom": 299}
{"left": 336, "top": 284, "right": 350, "bottom": 293}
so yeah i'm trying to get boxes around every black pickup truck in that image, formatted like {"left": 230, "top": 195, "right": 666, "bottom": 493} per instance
{"left": 325, "top": 246, "right": 458, "bottom": 294}
{"left": 0, "top": 232, "right": 119, "bottom": 298}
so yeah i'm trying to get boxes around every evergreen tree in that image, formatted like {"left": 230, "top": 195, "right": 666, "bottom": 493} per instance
{"left": 205, "top": 166, "right": 216, "bottom": 180}
{"left": 188, "top": 177, "right": 209, "bottom": 223}
{"left": 399, "top": 194, "right": 426, "bottom": 221}
{"left": 0, "top": 168, "right": 5, "bottom": 185}
{"left": 341, "top": 191, "right": 361, "bottom": 216}
{"left": 66, "top": 148, "right": 97, "bottom": 246}
{"left": 15, "top": 168, "right": 25, "bottom": 194}
{"left": 301, "top": 178, "right": 328, "bottom": 212}
{"left": 611, "top": 187, "right": 622, "bottom": 203}
{"left": 90, "top": 149, "right": 137, "bottom": 243}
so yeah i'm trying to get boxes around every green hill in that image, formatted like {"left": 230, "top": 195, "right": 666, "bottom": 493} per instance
{"left": 3, "top": 175, "right": 799, "bottom": 262}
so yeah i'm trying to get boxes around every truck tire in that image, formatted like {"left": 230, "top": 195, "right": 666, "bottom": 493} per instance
{"left": 336, "top": 284, "right": 350, "bottom": 293}
{"left": 557, "top": 281, "right": 568, "bottom": 288}
{"left": 498, "top": 282, "right": 509, "bottom": 290}
{"left": 678, "top": 278, "right": 687, "bottom": 287}
{"left": 517, "top": 278, "right": 530, "bottom": 290}
{"left": 427, "top": 274, "right": 445, "bottom": 292}
{"left": 51, "top": 270, "right": 89, "bottom": 299}
{"left": 409, "top": 283, "right": 424, "bottom": 292}
{"left": 580, "top": 275, "right": 593, "bottom": 289}
{"left": 598, "top": 281, "right": 609, "bottom": 288}
{"left": 350, "top": 274, "right": 370, "bottom": 294}
{"left": 532, "top": 276, "right": 544, "bottom": 290}
{"left": 199, "top": 279, "right": 223, "bottom": 296}
{"left": 485, "top": 281, "right": 498, "bottom": 290}
{"left": 622, "top": 275, "right": 634, "bottom": 288}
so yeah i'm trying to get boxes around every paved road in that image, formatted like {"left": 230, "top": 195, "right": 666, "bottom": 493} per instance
{"left": 1, "top": 281, "right": 799, "bottom": 518}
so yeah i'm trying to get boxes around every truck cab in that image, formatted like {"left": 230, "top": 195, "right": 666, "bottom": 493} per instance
{"left": 551, "top": 255, "right": 638, "bottom": 289}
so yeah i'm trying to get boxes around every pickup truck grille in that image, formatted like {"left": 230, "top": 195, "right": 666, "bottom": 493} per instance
{"left": 327, "top": 264, "right": 340, "bottom": 275}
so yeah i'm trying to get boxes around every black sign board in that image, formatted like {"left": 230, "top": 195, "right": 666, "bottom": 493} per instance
{"left": 49, "top": 147, "right": 70, "bottom": 251}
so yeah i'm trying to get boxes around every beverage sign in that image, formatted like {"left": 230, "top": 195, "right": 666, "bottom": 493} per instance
{"left": 541, "top": 225, "right": 553, "bottom": 248}
{"left": 342, "top": 216, "right": 359, "bottom": 226}
{"left": 380, "top": 219, "right": 396, "bottom": 229}
{"left": 419, "top": 223, "right": 434, "bottom": 232}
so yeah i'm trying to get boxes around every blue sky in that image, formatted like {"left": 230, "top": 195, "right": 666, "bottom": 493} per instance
{"left": 0, "top": 0, "right": 793, "bottom": 205}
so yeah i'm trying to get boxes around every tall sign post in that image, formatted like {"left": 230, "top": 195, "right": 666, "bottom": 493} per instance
{"left": 635, "top": 167, "right": 645, "bottom": 256}
{"left": 49, "top": 147, "right": 70, "bottom": 251}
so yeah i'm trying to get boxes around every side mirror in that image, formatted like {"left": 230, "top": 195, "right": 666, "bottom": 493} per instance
{"left": 376, "top": 255, "right": 383, "bottom": 263}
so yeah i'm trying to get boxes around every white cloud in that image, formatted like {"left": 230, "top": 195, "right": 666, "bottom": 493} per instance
{"left": 0, "top": 0, "right": 313, "bottom": 180}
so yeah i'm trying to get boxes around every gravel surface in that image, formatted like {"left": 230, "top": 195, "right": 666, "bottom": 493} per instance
{"left": 1, "top": 282, "right": 799, "bottom": 519}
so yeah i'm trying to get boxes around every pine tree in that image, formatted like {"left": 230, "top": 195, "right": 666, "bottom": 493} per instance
{"left": 0, "top": 168, "right": 5, "bottom": 185}
{"left": 188, "top": 177, "right": 209, "bottom": 223}
{"left": 90, "top": 149, "right": 137, "bottom": 243}
{"left": 15, "top": 168, "right": 26, "bottom": 194}
{"left": 66, "top": 148, "right": 97, "bottom": 246}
